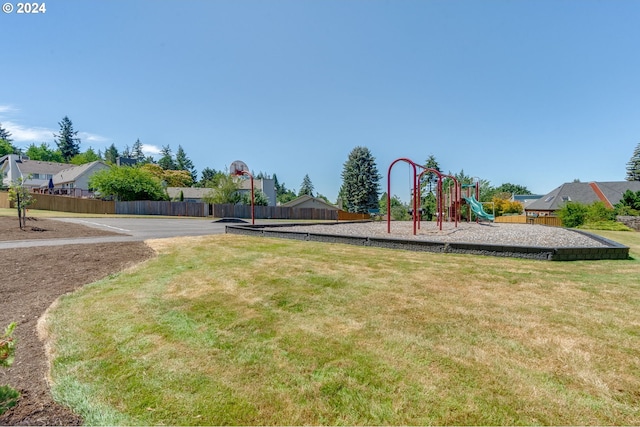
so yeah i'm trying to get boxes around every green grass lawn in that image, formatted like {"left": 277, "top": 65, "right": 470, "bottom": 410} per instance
{"left": 44, "top": 231, "right": 640, "bottom": 425}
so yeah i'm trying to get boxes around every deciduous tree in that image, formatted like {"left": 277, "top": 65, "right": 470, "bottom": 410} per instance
{"left": 203, "top": 174, "right": 241, "bottom": 204}
{"left": 89, "top": 166, "right": 167, "bottom": 201}
{"left": 8, "top": 178, "right": 35, "bottom": 229}
{"left": 70, "top": 147, "right": 101, "bottom": 165}
{"left": 0, "top": 139, "right": 17, "bottom": 156}
{"left": 24, "top": 143, "right": 64, "bottom": 162}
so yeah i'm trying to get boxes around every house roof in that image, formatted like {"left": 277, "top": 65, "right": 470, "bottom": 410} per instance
{"left": 512, "top": 194, "right": 543, "bottom": 208}
{"left": 526, "top": 181, "right": 640, "bottom": 211}
{"left": 53, "top": 161, "right": 108, "bottom": 185}
{"left": 281, "top": 194, "right": 338, "bottom": 209}
{"left": 166, "top": 187, "right": 212, "bottom": 199}
{"left": 9, "top": 157, "right": 74, "bottom": 175}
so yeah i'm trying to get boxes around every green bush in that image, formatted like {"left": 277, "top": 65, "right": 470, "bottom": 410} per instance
{"left": 618, "top": 190, "right": 640, "bottom": 211}
{"left": 557, "top": 202, "right": 588, "bottom": 228}
{"left": 585, "top": 201, "right": 615, "bottom": 223}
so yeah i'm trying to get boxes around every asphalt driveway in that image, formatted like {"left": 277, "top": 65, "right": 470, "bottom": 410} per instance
{"left": 0, "top": 217, "right": 232, "bottom": 249}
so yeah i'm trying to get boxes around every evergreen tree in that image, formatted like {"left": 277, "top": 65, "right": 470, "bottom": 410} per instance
{"left": 340, "top": 146, "right": 381, "bottom": 213}
{"left": 54, "top": 116, "right": 81, "bottom": 162}
{"left": 158, "top": 145, "right": 176, "bottom": 170}
{"left": 104, "top": 143, "right": 119, "bottom": 164}
{"left": 0, "top": 123, "right": 13, "bottom": 142}
{"left": 176, "top": 145, "right": 197, "bottom": 183}
{"left": 131, "top": 139, "right": 146, "bottom": 162}
{"left": 420, "top": 154, "right": 441, "bottom": 197}
{"left": 626, "top": 142, "right": 640, "bottom": 181}
{"left": 298, "top": 174, "right": 314, "bottom": 197}
{"left": 199, "top": 167, "right": 223, "bottom": 187}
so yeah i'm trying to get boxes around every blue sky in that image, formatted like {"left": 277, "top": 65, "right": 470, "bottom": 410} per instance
{"left": 2, "top": 0, "right": 639, "bottom": 202}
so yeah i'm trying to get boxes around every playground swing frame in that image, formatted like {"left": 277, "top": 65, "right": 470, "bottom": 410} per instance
{"left": 387, "top": 158, "right": 462, "bottom": 235}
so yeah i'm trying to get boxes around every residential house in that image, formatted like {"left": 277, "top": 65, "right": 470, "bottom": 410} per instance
{"left": 281, "top": 194, "right": 339, "bottom": 210}
{"left": 525, "top": 181, "right": 640, "bottom": 216}
{"left": 1, "top": 154, "right": 73, "bottom": 189}
{"left": 166, "top": 187, "right": 212, "bottom": 202}
{"left": 166, "top": 178, "right": 277, "bottom": 206}
{"left": 52, "top": 161, "right": 110, "bottom": 195}
{"left": 511, "top": 194, "right": 543, "bottom": 209}
{"left": 238, "top": 178, "right": 276, "bottom": 206}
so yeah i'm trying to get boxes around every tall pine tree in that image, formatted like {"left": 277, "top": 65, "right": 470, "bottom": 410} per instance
{"left": 339, "top": 146, "right": 381, "bottom": 213}
{"left": 626, "top": 142, "right": 640, "bottom": 181}
{"left": 104, "top": 143, "right": 119, "bottom": 164}
{"left": 298, "top": 174, "right": 314, "bottom": 197}
{"left": 55, "top": 116, "right": 81, "bottom": 162}
{"left": 158, "top": 145, "right": 177, "bottom": 170}
{"left": 131, "top": 139, "right": 146, "bottom": 162}
{"left": 0, "top": 123, "right": 13, "bottom": 142}
{"left": 176, "top": 145, "right": 197, "bottom": 183}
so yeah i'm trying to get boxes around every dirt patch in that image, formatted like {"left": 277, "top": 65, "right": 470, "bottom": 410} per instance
{"left": 0, "top": 216, "right": 156, "bottom": 425}
{"left": 0, "top": 216, "right": 121, "bottom": 241}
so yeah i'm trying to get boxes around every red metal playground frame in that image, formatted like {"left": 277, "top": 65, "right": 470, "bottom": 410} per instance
{"left": 387, "top": 157, "right": 461, "bottom": 235}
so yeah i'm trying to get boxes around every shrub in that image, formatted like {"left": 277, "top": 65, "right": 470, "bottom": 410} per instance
{"left": 557, "top": 202, "right": 588, "bottom": 228}
{"left": 578, "top": 221, "right": 633, "bottom": 231}
{"left": 585, "top": 201, "right": 616, "bottom": 223}
{"left": 1, "top": 323, "right": 19, "bottom": 416}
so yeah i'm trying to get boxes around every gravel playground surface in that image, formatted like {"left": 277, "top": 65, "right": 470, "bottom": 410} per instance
{"left": 276, "top": 221, "right": 609, "bottom": 248}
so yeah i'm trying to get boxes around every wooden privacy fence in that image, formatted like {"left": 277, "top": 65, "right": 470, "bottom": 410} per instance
{"left": 211, "top": 204, "right": 339, "bottom": 220}
{"left": 495, "top": 215, "right": 563, "bottom": 227}
{"left": 0, "top": 191, "right": 9, "bottom": 209}
{"left": 1, "top": 191, "right": 369, "bottom": 221}
{"left": 116, "top": 200, "right": 206, "bottom": 216}
{"left": 0, "top": 192, "right": 116, "bottom": 214}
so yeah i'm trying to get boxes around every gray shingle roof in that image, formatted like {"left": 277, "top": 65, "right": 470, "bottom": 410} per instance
{"left": 17, "top": 159, "right": 73, "bottom": 175}
{"left": 526, "top": 181, "right": 640, "bottom": 211}
{"left": 53, "top": 161, "right": 107, "bottom": 185}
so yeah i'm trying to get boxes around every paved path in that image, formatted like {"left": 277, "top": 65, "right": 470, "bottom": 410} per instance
{"left": 0, "top": 217, "right": 233, "bottom": 249}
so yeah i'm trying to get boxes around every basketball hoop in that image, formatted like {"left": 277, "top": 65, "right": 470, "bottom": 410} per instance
{"left": 230, "top": 160, "right": 249, "bottom": 176}
{"left": 228, "top": 160, "right": 255, "bottom": 225}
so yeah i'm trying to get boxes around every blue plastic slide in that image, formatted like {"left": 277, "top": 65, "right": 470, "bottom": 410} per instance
{"left": 464, "top": 195, "right": 495, "bottom": 221}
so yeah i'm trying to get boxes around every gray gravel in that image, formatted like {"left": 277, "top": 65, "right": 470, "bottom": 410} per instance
{"left": 276, "top": 221, "right": 608, "bottom": 248}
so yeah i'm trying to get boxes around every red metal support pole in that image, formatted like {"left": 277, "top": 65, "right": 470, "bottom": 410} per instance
{"left": 387, "top": 158, "right": 419, "bottom": 235}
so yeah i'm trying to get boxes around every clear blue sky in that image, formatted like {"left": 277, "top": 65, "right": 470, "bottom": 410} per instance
{"left": 2, "top": 0, "right": 639, "bottom": 202}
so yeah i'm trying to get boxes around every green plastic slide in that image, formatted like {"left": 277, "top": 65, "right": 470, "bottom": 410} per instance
{"left": 464, "top": 195, "right": 495, "bottom": 221}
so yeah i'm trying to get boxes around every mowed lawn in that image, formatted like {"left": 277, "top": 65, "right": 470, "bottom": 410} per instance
{"left": 45, "top": 230, "right": 640, "bottom": 425}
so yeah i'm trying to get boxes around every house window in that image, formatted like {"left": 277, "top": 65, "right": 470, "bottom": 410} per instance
{"left": 561, "top": 196, "right": 571, "bottom": 202}
{"left": 544, "top": 196, "right": 554, "bottom": 202}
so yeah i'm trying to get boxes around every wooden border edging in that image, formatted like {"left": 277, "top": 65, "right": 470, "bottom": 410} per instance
{"left": 225, "top": 224, "right": 630, "bottom": 261}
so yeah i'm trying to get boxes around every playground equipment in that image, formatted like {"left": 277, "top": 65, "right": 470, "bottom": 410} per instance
{"left": 461, "top": 180, "right": 494, "bottom": 222}
{"left": 464, "top": 195, "right": 495, "bottom": 221}
{"left": 387, "top": 158, "right": 462, "bottom": 235}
